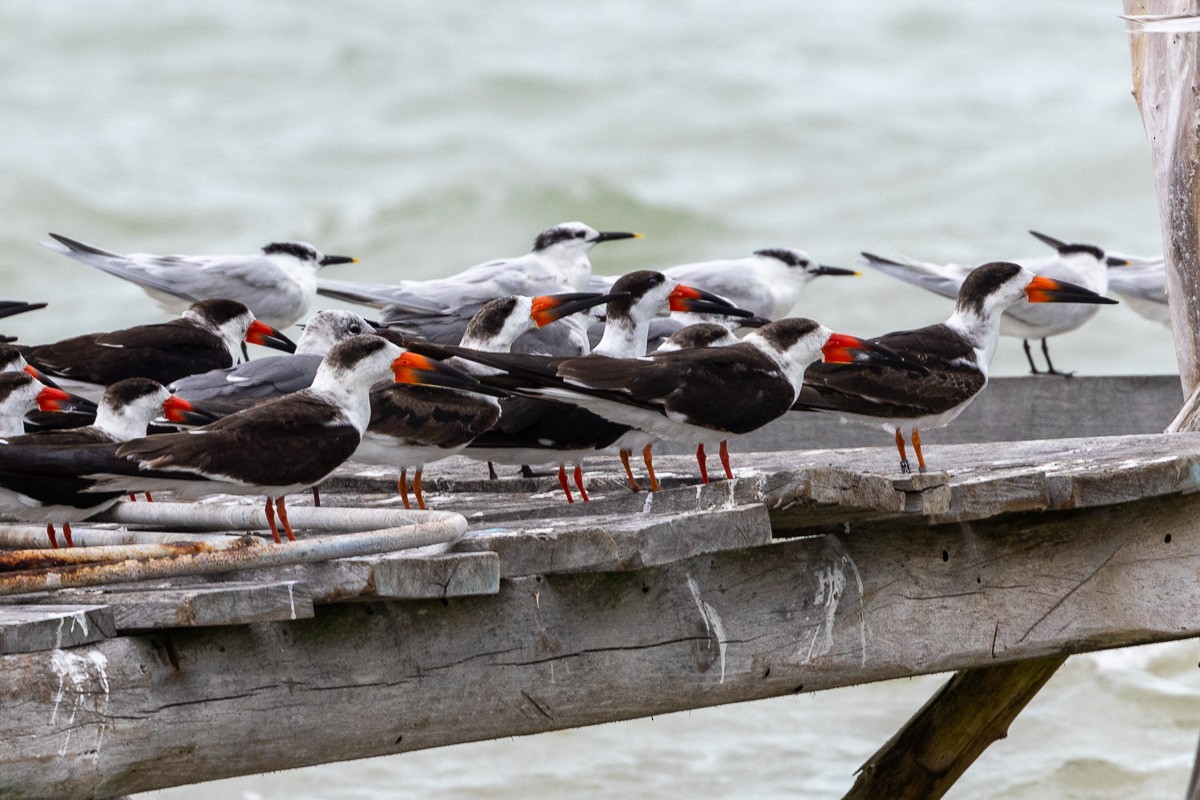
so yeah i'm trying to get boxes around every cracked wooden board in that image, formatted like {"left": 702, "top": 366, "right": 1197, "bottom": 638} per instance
{"left": 0, "top": 605, "right": 115, "bottom": 654}
{"left": 5, "top": 488, "right": 1200, "bottom": 798}
{"left": 454, "top": 503, "right": 772, "bottom": 578}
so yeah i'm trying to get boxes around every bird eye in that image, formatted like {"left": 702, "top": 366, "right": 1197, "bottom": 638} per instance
{"left": 349, "top": 324, "right": 361, "bottom": 334}
{"left": 575, "top": 230, "right": 586, "bottom": 238}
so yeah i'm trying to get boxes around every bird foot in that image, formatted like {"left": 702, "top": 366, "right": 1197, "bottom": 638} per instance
{"left": 918, "top": 465, "right": 927, "bottom": 474}
{"left": 899, "top": 459, "right": 912, "bottom": 474}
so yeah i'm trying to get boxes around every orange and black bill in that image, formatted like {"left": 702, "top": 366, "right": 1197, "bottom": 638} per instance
{"left": 669, "top": 284, "right": 755, "bottom": 317}
{"left": 1025, "top": 276, "right": 1119, "bottom": 305}
{"left": 530, "top": 292, "right": 629, "bottom": 327}
{"left": 161, "top": 395, "right": 222, "bottom": 425}
{"left": 244, "top": 320, "right": 298, "bottom": 353}
{"left": 35, "top": 385, "right": 74, "bottom": 413}
{"left": 821, "top": 333, "right": 927, "bottom": 373}
{"left": 392, "top": 352, "right": 505, "bottom": 396}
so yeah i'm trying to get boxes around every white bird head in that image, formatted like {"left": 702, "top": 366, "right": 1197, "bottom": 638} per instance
{"left": 94, "top": 378, "right": 175, "bottom": 441}
{"left": 753, "top": 248, "right": 860, "bottom": 285}
{"left": 261, "top": 241, "right": 358, "bottom": 269}
{"left": 295, "top": 310, "right": 376, "bottom": 357}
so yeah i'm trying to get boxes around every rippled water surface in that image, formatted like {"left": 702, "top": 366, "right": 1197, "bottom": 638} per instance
{"left": 3, "top": 2, "right": 1194, "bottom": 797}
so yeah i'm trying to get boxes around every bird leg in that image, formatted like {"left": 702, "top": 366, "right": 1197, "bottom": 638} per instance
{"left": 719, "top": 440, "right": 733, "bottom": 480}
{"left": 264, "top": 497, "right": 282, "bottom": 544}
{"left": 643, "top": 444, "right": 661, "bottom": 492}
{"left": 413, "top": 469, "right": 426, "bottom": 510}
{"left": 129, "top": 494, "right": 137, "bottom": 502}
{"left": 145, "top": 492, "right": 153, "bottom": 502}
{"left": 1041, "top": 338, "right": 1073, "bottom": 377}
{"left": 619, "top": 449, "right": 641, "bottom": 492}
{"left": 557, "top": 464, "right": 575, "bottom": 503}
{"left": 397, "top": 468, "right": 413, "bottom": 509}
{"left": 572, "top": 464, "right": 590, "bottom": 502}
{"left": 275, "top": 497, "right": 295, "bottom": 541}
{"left": 62, "top": 522, "right": 73, "bottom": 548}
{"left": 1022, "top": 339, "right": 1041, "bottom": 374}
{"left": 895, "top": 428, "right": 911, "bottom": 474}
{"left": 520, "top": 464, "right": 536, "bottom": 478}
{"left": 311, "top": 486, "right": 321, "bottom": 507}
{"left": 487, "top": 461, "right": 498, "bottom": 481}
{"left": 695, "top": 443, "right": 710, "bottom": 484}
{"left": 46, "top": 523, "right": 58, "bottom": 549}
{"left": 912, "top": 428, "right": 927, "bottom": 473}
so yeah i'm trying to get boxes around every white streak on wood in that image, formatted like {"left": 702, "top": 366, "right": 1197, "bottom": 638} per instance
{"left": 805, "top": 560, "right": 847, "bottom": 663}
{"left": 686, "top": 573, "right": 727, "bottom": 683}
{"left": 49, "top": 648, "right": 111, "bottom": 760}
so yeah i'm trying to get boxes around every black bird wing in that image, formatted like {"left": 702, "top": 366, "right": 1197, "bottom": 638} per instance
{"left": 26, "top": 319, "right": 232, "bottom": 385}
{"left": 368, "top": 384, "right": 500, "bottom": 449}
{"left": 795, "top": 323, "right": 985, "bottom": 418}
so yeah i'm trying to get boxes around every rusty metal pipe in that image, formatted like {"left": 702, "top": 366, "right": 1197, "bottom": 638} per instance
{"left": 0, "top": 533, "right": 263, "bottom": 572}
{"left": 0, "top": 514, "right": 468, "bottom": 596}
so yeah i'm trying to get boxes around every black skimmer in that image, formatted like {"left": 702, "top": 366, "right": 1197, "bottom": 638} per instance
{"left": 169, "top": 310, "right": 375, "bottom": 416}
{"left": 318, "top": 222, "right": 641, "bottom": 355}
{"left": 0, "top": 372, "right": 74, "bottom": 438}
{"left": 21, "top": 298, "right": 296, "bottom": 401}
{"left": 353, "top": 292, "right": 619, "bottom": 508}
{"left": 0, "top": 378, "right": 206, "bottom": 547}
{"left": 862, "top": 231, "right": 1113, "bottom": 376}
{"left": 457, "top": 318, "right": 902, "bottom": 489}
{"left": 0, "top": 336, "right": 484, "bottom": 543}
{"left": 794, "top": 261, "right": 1117, "bottom": 473}
{"left": 455, "top": 271, "right": 752, "bottom": 500}
{"left": 45, "top": 234, "right": 358, "bottom": 328}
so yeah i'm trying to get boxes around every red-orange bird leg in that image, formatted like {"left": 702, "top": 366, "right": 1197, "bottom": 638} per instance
{"left": 62, "top": 522, "right": 74, "bottom": 548}
{"left": 264, "top": 496, "right": 282, "bottom": 544}
{"left": 398, "top": 468, "right": 412, "bottom": 510}
{"left": 912, "top": 428, "right": 927, "bottom": 474}
{"left": 719, "top": 440, "right": 733, "bottom": 480}
{"left": 46, "top": 523, "right": 58, "bottom": 549}
{"left": 275, "top": 496, "right": 295, "bottom": 542}
{"left": 573, "top": 464, "right": 590, "bottom": 502}
{"left": 413, "top": 469, "right": 426, "bottom": 511}
{"left": 619, "top": 449, "right": 640, "bottom": 493}
{"left": 643, "top": 444, "right": 661, "bottom": 492}
{"left": 557, "top": 464, "right": 575, "bottom": 503}
{"left": 895, "top": 428, "right": 911, "bottom": 474}
{"left": 695, "top": 443, "right": 709, "bottom": 484}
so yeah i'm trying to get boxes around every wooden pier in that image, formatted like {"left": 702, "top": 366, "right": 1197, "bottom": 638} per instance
{"left": 0, "top": 374, "right": 1196, "bottom": 799}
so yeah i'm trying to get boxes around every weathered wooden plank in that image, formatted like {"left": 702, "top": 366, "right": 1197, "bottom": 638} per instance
{"left": 349, "top": 551, "right": 499, "bottom": 599}
{"left": 842, "top": 656, "right": 1067, "bottom": 800}
{"left": 0, "top": 605, "right": 115, "bottom": 654}
{"left": 6, "top": 490, "right": 1200, "bottom": 797}
{"left": 453, "top": 504, "right": 772, "bottom": 577}
{"left": 95, "top": 581, "right": 314, "bottom": 630}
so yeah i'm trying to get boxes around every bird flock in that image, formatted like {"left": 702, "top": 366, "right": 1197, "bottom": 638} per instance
{"left": 0, "top": 222, "right": 1149, "bottom": 548}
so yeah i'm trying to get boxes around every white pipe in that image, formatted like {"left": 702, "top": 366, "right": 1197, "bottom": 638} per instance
{"left": 93, "top": 501, "right": 455, "bottom": 532}
{"left": 0, "top": 525, "right": 242, "bottom": 549}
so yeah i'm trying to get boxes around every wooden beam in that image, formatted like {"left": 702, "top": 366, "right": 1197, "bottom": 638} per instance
{"left": 0, "top": 605, "right": 114, "bottom": 654}
{"left": 842, "top": 656, "right": 1066, "bottom": 800}
{"left": 6, "top": 489, "right": 1200, "bottom": 797}
{"left": 1125, "top": 0, "right": 1200, "bottom": 394}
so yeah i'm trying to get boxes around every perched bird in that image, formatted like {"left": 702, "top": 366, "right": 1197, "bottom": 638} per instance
{"left": 169, "top": 310, "right": 375, "bottom": 415}
{"left": 0, "top": 372, "right": 74, "bottom": 437}
{"left": 0, "top": 378, "right": 206, "bottom": 548}
{"left": 45, "top": 234, "right": 358, "bottom": 329}
{"left": 455, "top": 271, "right": 752, "bottom": 500}
{"left": 454, "top": 318, "right": 900, "bottom": 490}
{"left": 1104, "top": 252, "right": 1168, "bottom": 326}
{"left": 655, "top": 247, "right": 858, "bottom": 319}
{"left": 353, "top": 292, "right": 619, "bottom": 509}
{"left": 0, "top": 336, "right": 486, "bottom": 543}
{"left": 317, "top": 222, "right": 641, "bottom": 355}
{"left": 21, "top": 298, "right": 295, "bottom": 400}
{"left": 794, "top": 262, "right": 1117, "bottom": 474}
{"left": 862, "top": 231, "right": 1113, "bottom": 375}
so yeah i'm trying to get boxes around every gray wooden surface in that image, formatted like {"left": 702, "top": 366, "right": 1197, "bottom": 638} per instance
{"left": 5, "top": 488, "right": 1200, "bottom": 798}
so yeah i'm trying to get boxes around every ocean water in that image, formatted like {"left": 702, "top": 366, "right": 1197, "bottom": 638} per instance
{"left": 3, "top": 1, "right": 1195, "bottom": 797}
